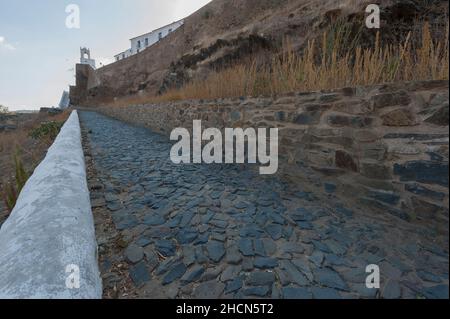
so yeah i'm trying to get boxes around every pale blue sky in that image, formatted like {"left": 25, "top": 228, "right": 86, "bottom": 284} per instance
{"left": 0, "top": 0, "right": 211, "bottom": 110}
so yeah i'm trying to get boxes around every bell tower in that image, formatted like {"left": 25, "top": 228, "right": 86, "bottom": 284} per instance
{"left": 80, "top": 47, "right": 96, "bottom": 69}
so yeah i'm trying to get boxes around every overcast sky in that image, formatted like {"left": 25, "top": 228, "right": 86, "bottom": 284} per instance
{"left": 0, "top": 0, "right": 211, "bottom": 111}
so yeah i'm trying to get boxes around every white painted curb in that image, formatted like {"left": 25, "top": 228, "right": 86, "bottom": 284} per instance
{"left": 0, "top": 110, "right": 102, "bottom": 299}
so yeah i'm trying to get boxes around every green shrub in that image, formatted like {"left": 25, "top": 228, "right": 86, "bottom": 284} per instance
{"left": 29, "top": 121, "right": 64, "bottom": 141}
{"left": 0, "top": 105, "right": 8, "bottom": 114}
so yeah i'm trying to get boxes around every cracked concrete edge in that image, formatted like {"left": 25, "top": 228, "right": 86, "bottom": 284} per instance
{"left": 0, "top": 110, "right": 102, "bottom": 299}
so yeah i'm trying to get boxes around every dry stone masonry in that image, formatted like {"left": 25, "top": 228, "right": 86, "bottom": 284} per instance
{"left": 96, "top": 80, "right": 449, "bottom": 231}
{"left": 76, "top": 79, "right": 449, "bottom": 299}
{"left": 79, "top": 106, "right": 448, "bottom": 299}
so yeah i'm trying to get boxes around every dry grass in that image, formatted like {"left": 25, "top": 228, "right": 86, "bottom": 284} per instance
{"left": 107, "top": 21, "right": 449, "bottom": 106}
{"left": 0, "top": 111, "right": 69, "bottom": 166}
{"left": 0, "top": 110, "right": 70, "bottom": 217}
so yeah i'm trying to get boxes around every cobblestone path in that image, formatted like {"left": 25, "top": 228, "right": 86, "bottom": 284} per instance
{"left": 79, "top": 111, "right": 448, "bottom": 299}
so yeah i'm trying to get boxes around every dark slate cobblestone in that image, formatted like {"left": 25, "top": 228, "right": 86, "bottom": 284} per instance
{"left": 80, "top": 111, "right": 449, "bottom": 299}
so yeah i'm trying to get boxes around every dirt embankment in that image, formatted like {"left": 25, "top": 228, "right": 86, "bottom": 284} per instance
{"left": 0, "top": 111, "right": 70, "bottom": 225}
{"left": 73, "top": 0, "right": 448, "bottom": 106}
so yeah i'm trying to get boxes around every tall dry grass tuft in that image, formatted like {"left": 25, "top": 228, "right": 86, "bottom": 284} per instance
{"left": 148, "top": 21, "right": 449, "bottom": 103}
{"left": 3, "top": 150, "right": 29, "bottom": 213}
{"left": 0, "top": 110, "right": 70, "bottom": 215}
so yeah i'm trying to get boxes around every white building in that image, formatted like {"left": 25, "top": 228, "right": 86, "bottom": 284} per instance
{"left": 80, "top": 47, "right": 96, "bottom": 69}
{"left": 114, "top": 19, "right": 184, "bottom": 62}
{"left": 58, "top": 91, "right": 70, "bottom": 109}
{"left": 115, "top": 48, "right": 133, "bottom": 61}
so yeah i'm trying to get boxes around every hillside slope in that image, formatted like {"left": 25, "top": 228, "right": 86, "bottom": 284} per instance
{"left": 72, "top": 0, "right": 448, "bottom": 105}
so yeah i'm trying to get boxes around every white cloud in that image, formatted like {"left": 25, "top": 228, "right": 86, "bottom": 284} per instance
{"left": 0, "top": 36, "right": 16, "bottom": 51}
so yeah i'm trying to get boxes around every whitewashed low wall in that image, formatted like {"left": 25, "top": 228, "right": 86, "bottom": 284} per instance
{"left": 0, "top": 111, "right": 102, "bottom": 299}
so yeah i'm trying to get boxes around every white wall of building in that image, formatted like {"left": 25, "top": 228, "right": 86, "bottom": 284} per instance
{"left": 115, "top": 20, "right": 184, "bottom": 61}
{"left": 114, "top": 49, "right": 132, "bottom": 61}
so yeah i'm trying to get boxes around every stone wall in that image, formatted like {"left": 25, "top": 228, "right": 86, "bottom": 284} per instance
{"left": 92, "top": 80, "right": 449, "bottom": 226}
{"left": 70, "top": 64, "right": 102, "bottom": 106}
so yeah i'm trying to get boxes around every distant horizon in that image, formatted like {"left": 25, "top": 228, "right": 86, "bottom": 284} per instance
{"left": 0, "top": 0, "right": 212, "bottom": 111}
